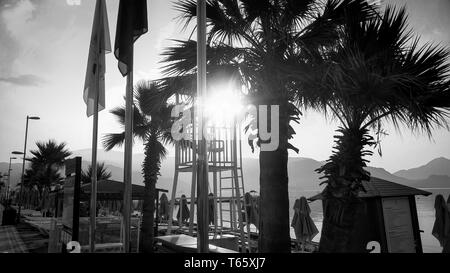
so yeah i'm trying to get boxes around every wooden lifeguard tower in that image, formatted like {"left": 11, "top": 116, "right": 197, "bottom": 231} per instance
{"left": 166, "top": 101, "right": 252, "bottom": 252}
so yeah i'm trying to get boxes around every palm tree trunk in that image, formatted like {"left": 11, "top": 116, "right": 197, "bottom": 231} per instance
{"left": 258, "top": 103, "right": 291, "bottom": 253}
{"left": 259, "top": 148, "right": 290, "bottom": 252}
{"left": 140, "top": 178, "right": 156, "bottom": 253}
{"left": 139, "top": 131, "right": 160, "bottom": 253}
{"left": 317, "top": 126, "right": 373, "bottom": 252}
{"left": 319, "top": 197, "right": 366, "bottom": 252}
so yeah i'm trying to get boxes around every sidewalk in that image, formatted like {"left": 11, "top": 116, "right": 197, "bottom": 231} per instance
{"left": 0, "top": 205, "right": 49, "bottom": 253}
{"left": 0, "top": 225, "right": 29, "bottom": 253}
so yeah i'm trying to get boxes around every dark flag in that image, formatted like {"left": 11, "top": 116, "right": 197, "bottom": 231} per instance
{"left": 114, "top": 0, "right": 148, "bottom": 76}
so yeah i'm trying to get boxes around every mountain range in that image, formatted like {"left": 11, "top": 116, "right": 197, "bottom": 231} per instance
{"left": 1, "top": 149, "right": 449, "bottom": 197}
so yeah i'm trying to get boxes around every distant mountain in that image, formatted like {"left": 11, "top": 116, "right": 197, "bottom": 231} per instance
{"left": 365, "top": 166, "right": 411, "bottom": 185}
{"left": 407, "top": 175, "right": 450, "bottom": 189}
{"left": 394, "top": 157, "right": 450, "bottom": 180}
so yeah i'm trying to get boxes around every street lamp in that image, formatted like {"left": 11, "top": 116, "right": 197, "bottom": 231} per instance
{"left": 17, "top": 115, "right": 40, "bottom": 221}
{"left": 6, "top": 156, "right": 18, "bottom": 200}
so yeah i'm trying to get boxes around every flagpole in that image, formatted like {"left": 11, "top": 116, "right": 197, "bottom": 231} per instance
{"left": 123, "top": 46, "right": 134, "bottom": 253}
{"left": 197, "top": 0, "right": 209, "bottom": 253}
{"left": 88, "top": 0, "right": 102, "bottom": 254}
{"left": 89, "top": 79, "right": 99, "bottom": 253}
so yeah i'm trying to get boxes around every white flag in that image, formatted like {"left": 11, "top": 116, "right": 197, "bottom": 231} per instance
{"left": 83, "top": 0, "right": 111, "bottom": 117}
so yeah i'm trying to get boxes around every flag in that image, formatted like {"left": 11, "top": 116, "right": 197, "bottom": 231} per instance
{"left": 83, "top": 0, "right": 111, "bottom": 117}
{"left": 114, "top": 0, "right": 148, "bottom": 76}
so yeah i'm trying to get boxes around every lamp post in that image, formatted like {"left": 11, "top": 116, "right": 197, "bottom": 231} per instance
{"left": 6, "top": 156, "right": 17, "bottom": 200}
{"left": 16, "top": 115, "right": 40, "bottom": 221}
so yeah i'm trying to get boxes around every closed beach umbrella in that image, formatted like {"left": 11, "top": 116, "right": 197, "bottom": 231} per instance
{"left": 446, "top": 195, "right": 450, "bottom": 253}
{"left": 244, "top": 192, "right": 259, "bottom": 228}
{"left": 208, "top": 193, "right": 214, "bottom": 225}
{"left": 176, "top": 195, "right": 190, "bottom": 224}
{"left": 447, "top": 195, "right": 450, "bottom": 211}
{"left": 291, "top": 197, "right": 319, "bottom": 251}
{"left": 432, "top": 194, "right": 450, "bottom": 253}
{"left": 432, "top": 194, "right": 448, "bottom": 247}
{"left": 159, "top": 193, "right": 170, "bottom": 221}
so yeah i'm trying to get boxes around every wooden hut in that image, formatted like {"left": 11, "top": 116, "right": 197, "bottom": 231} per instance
{"left": 309, "top": 177, "right": 431, "bottom": 253}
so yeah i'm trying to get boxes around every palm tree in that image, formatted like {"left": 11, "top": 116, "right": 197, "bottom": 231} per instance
{"left": 310, "top": 6, "right": 450, "bottom": 252}
{"left": 30, "top": 140, "right": 72, "bottom": 171}
{"left": 160, "top": 0, "right": 378, "bottom": 252}
{"left": 27, "top": 140, "right": 72, "bottom": 203}
{"left": 103, "top": 81, "right": 174, "bottom": 253}
{"left": 81, "top": 162, "right": 112, "bottom": 184}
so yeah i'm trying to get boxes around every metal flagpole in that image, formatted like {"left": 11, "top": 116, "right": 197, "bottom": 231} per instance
{"left": 123, "top": 46, "right": 134, "bottom": 253}
{"left": 89, "top": 64, "right": 100, "bottom": 254}
{"left": 196, "top": 0, "right": 209, "bottom": 253}
{"left": 89, "top": 0, "right": 103, "bottom": 253}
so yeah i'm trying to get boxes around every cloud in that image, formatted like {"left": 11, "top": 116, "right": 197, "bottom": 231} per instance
{"left": 2, "top": 0, "right": 36, "bottom": 35}
{"left": 0, "top": 0, "right": 38, "bottom": 76}
{"left": 0, "top": 74, "right": 46, "bottom": 86}
{"left": 0, "top": 0, "right": 81, "bottom": 77}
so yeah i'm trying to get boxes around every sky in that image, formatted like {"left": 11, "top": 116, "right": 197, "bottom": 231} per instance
{"left": 0, "top": 0, "right": 449, "bottom": 173}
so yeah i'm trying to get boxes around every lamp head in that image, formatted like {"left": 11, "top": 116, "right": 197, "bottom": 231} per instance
{"left": 28, "top": 116, "right": 40, "bottom": 120}
{"left": 12, "top": 151, "right": 24, "bottom": 155}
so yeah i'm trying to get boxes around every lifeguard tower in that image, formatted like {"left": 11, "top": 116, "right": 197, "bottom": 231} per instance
{"left": 166, "top": 93, "right": 252, "bottom": 253}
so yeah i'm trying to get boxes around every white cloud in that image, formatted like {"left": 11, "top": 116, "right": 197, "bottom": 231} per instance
{"left": 0, "top": 74, "right": 46, "bottom": 86}
{"left": 2, "top": 0, "right": 36, "bottom": 37}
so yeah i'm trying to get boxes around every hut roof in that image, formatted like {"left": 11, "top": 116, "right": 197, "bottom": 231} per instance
{"left": 308, "top": 177, "right": 431, "bottom": 201}
{"left": 80, "top": 180, "right": 146, "bottom": 200}
{"left": 359, "top": 177, "right": 431, "bottom": 198}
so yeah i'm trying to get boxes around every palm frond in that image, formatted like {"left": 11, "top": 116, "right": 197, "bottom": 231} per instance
{"left": 134, "top": 80, "right": 165, "bottom": 116}
{"left": 81, "top": 162, "right": 112, "bottom": 184}
{"left": 110, "top": 106, "right": 126, "bottom": 127}
{"left": 102, "top": 133, "right": 126, "bottom": 151}
{"left": 161, "top": 39, "right": 198, "bottom": 76}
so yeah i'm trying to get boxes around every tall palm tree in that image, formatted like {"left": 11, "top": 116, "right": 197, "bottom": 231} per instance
{"left": 103, "top": 81, "right": 174, "bottom": 253}
{"left": 160, "top": 0, "right": 377, "bottom": 252}
{"left": 81, "top": 162, "right": 112, "bottom": 184}
{"left": 27, "top": 140, "right": 72, "bottom": 198}
{"left": 30, "top": 140, "right": 72, "bottom": 170}
{"left": 310, "top": 6, "right": 450, "bottom": 252}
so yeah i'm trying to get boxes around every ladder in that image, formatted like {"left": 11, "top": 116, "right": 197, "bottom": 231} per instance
{"left": 218, "top": 165, "right": 252, "bottom": 253}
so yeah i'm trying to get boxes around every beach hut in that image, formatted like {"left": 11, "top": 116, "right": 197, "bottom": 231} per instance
{"left": 309, "top": 177, "right": 431, "bottom": 253}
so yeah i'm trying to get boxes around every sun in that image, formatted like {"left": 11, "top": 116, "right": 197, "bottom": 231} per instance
{"left": 203, "top": 86, "right": 243, "bottom": 127}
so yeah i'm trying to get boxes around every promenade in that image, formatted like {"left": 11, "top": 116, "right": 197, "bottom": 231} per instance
{"left": 0, "top": 204, "right": 49, "bottom": 253}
